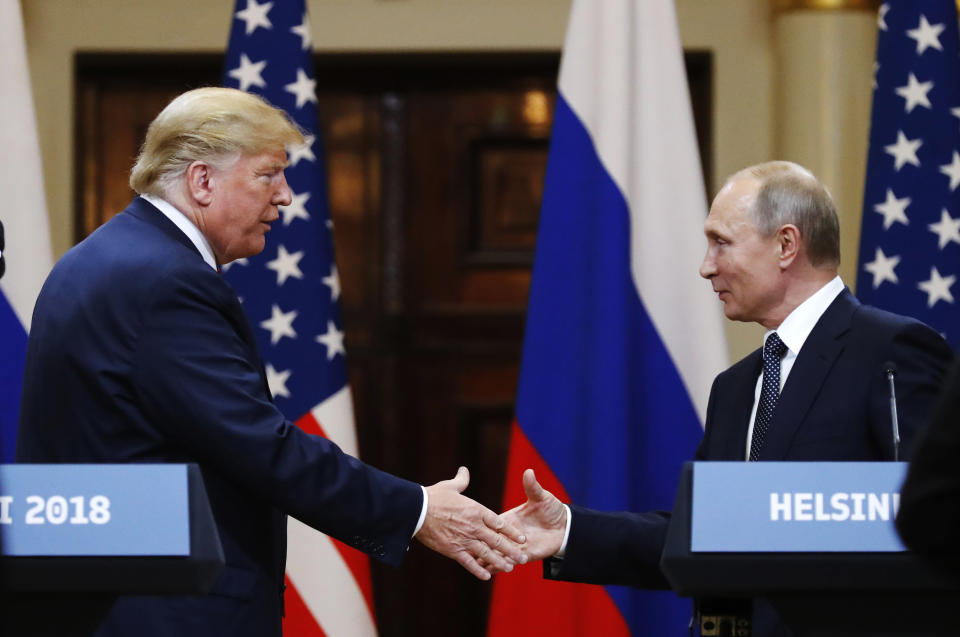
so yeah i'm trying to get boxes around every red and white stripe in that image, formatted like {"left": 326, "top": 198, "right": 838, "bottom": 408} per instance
{"left": 283, "top": 386, "right": 377, "bottom": 637}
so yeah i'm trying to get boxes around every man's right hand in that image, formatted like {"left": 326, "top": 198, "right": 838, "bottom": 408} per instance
{"left": 416, "top": 466, "right": 528, "bottom": 580}
{"left": 500, "top": 469, "right": 567, "bottom": 561}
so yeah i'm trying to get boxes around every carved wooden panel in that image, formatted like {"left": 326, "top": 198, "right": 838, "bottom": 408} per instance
{"left": 471, "top": 139, "right": 548, "bottom": 256}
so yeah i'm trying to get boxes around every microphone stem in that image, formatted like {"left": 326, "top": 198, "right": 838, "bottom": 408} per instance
{"left": 886, "top": 371, "right": 901, "bottom": 461}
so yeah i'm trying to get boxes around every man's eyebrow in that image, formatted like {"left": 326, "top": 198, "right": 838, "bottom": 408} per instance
{"left": 704, "top": 225, "right": 726, "bottom": 239}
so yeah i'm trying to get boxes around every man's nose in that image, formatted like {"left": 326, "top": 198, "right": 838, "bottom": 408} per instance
{"left": 274, "top": 174, "right": 293, "bottom": 206}
{"left": 699, "top": 251, "right": 715, "bottom": 280}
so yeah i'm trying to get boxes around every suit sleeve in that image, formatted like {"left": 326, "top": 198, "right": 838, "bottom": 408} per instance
{"left": 544, "top": 505, "right": 672, "bottom": 589}
{"left": 694, "top": 374, "right": 721, "bottom": 461}
{"left": 131, "top": 269, "right": 422, "bottom": 566}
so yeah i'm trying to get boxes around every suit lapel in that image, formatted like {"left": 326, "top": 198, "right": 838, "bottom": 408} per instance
{"left": 758, "top": 290, "right": 858, "bottom": 460}
{"left": 720, "top": 351, "right": 762, "bottom": 460}
{"left": 231, "top": 306, "right": 274, "bottom": 401}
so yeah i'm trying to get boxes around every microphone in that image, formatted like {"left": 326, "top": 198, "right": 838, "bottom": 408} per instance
{"left": 883, "top": 361, "right": 900, "bottom": 461}
{"left": 0, "top": 219, "right": 5, "bottom": 280}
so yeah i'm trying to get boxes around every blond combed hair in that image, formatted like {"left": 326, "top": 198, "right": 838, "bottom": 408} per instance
{"left": 129, "top": 87, "right": 305, "bottom": 197}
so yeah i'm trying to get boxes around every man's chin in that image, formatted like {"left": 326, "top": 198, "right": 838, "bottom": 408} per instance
{"left": 222, "top": 242, "right": 266, "bottom": 264}
{"left": 722, "top": 305, "right": 742, "bottom": 321}
{"left": 248, "top": 237, "right": 267, "bottom": 257}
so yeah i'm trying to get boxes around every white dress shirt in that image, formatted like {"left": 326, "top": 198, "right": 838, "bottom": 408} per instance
{"left": 743, "top": 275, "right": 845, "bottom": 460}
{"left": 140, "top": 194, "right": 430, "bottom": 534}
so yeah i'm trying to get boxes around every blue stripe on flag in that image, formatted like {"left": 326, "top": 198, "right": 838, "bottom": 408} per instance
{"left": 516, "top": 94, "right": 703, "bottom": 635}
{"left": 0, "top": 291, "right": 27, "bottom": 463}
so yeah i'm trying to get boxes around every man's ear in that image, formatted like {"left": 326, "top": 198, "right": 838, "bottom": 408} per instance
{"left": 777, "top": 224, "right": 801, "bottom": 269}
{"left": 184, "top": 160, "right": 214, "bottom": 206}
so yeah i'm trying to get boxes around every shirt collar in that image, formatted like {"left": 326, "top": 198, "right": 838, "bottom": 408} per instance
{"left": 141, "top": 193, "right": 218, "bottom": 271}
{"left": 765, "top": 275, "right": 844, "bottom": 354}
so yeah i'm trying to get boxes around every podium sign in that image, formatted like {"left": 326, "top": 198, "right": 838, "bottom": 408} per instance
{"left": 691, "top": 462, "right": 907, "bottom": 552}
{"left": 663, "top": 462, "right": 960, "bottom": 636}
{"left": 0, "top": 464, "right": 190, "bottom": 556}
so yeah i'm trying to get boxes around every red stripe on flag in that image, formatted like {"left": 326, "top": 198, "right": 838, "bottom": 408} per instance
{"left": 293, "top": 411, "right": 377, "bottom": 622}
{"left": 486, "top": 421, "right": 630, "bottom": 636}
{"left": 329, "top": 537, "right": 377, "bottom": 620}
{"left": 294, "top": 411, "right": 326, "bottom": 437}
{"left": 283, "top": 574, "right": 328, "bottom": 637}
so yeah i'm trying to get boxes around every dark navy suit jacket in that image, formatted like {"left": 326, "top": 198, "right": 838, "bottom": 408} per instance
{"left": 897, "top": 356, "right": 960, "bottom": 576}
{"left": 547, "top": 290, "right": 953, "bottom": 634}
{"left": 16, "top": 198, "right": 423, "bottom": 637}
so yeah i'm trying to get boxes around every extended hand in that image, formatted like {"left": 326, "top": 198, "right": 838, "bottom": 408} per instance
{"left": 416, "top": 467, "right": 528, "bottom": 580}
{"left": 501, "top": 469, "right": 567, "bottom": 561}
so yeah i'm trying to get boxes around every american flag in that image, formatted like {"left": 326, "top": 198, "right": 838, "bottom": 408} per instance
{"left": 857, "top": 0, "right": 960, "bottom": 348}
{"left": 223, "top": 1, "right": 377, "bottom": 635}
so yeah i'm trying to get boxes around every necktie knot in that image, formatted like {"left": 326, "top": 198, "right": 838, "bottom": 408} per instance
{"left": 764, "top": 332, "right": 787, "bottom": 362}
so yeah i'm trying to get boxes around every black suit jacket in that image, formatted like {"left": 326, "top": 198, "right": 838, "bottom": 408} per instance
{"left": 897, "top": 356, "right": 960, "bottom": 575}
{"left": 16, "top": 198, "right": 423, "bottom": 637}
{"left": 547, "top": 290, "right": 953, "bottom": 634}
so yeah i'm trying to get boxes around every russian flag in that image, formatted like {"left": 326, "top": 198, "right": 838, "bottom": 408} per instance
{"left": 0, "top": 0, "right": 54, "bottom": 463}
{"left": 486, "top": 1, "right": 728, "bottom": 634}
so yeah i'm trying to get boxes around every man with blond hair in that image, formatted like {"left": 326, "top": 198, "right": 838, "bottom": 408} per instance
{"left": 17, "top": 87, "right": 526, "bottom": 637}
{"left": 502, "top": 161, "right": 952, "bottom": 636}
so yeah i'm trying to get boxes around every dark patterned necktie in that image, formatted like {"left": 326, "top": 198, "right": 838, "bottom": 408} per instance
{"left": 749, "top": 332, "right": 788, "bottom": 461}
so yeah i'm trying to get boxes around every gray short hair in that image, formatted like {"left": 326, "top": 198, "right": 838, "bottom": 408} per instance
{"left": 730, "top": 161, "right": 841, "bottom": 268}
{"left": 130, "top": 87, "right": 305, "bottom": 197}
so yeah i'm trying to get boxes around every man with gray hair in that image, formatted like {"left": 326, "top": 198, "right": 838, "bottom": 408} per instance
{"left": 500, "top": 161, "right": 952, "bottom": 636}
{"left": 17, "top": 87, "right": 527, "bottom": 637}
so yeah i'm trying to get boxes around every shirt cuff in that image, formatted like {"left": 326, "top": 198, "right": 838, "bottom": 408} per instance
{"left": 554, "top": 503, "right": 573, "bottom": 558}
{"left": 413, "top": 485, "right": 429, "bottom": 537}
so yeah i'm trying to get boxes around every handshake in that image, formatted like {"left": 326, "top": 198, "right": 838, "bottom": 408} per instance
{"left": 416, "top": 467, "right": 567, "bottom": 580}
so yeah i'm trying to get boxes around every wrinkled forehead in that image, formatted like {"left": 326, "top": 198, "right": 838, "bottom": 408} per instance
{"left": 254, "top": 147, "right": 290, "bottom": 169}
